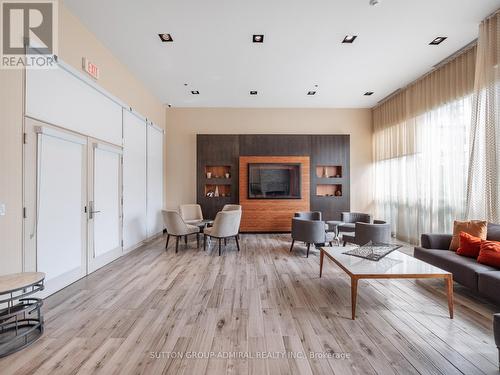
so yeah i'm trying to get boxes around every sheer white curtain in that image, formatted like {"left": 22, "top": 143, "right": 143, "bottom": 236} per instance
{"left": 373, "top": 47, "right": 476, "bottom": 244}
{"left": 374, "top": 97, "right": 472, "bottom": 244}
{"left": 466, "top": 12, "right": 500, "bottom": 222}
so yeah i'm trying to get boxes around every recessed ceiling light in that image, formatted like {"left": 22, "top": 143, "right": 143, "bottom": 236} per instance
{"left": 342, "top": 35, "right": 357, "bottom": 44}
{"left": 250, "top": 90, "right": 258, "bottom": 95}
{"left": 191, "top": 90, "right": 199, "bottom": 95}
{"left": 158, "top": 33, "right": 173, "bottom": 42}
{"left": 253, "top": 34, "right": 264, "bottom": 43}
{"left": 307, "top": 91, "right": 316, "bottom": 96}
{"left": 369, "top": 0, "right": 380, "bottom": 6}
{"left": 364, "top": 91, "right": 374, "bottom": 96}
{"left": 429, "top": 36, "right": 447, "bottom": 45}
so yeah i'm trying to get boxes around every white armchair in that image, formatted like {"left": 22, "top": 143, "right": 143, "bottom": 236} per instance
{"left": 179, "top": 204, "right": 204, "bottom": 224}
{"left": 162, "top": 210, "right": 200, "bottom": 253}
{"left": 222, "top": 204, "right": 242, "bottom": 212}
{"left": 204, "top": 210, "right": 242, "bottom": 255}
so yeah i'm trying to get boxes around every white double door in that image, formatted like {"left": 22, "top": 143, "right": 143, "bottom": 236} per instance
{"left": 24, "top": 118, "right": 123, "bottom": 295}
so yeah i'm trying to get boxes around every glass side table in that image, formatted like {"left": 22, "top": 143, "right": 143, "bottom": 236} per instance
{"left": 326, "top": 221, "right": 344, "bottom": 246}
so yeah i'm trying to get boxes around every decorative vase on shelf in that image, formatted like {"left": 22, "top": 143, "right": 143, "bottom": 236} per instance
{"left": 323, "top": 166, "right": 328, "bottom": 178}
{"left": 225, "top": 173, "right": 230, "bottom": 179}
{"left": 206, "top": 172, "right": 212, "bottom": 179}
{"left": 215, "top": 186, "right": 219, "bottom": 197}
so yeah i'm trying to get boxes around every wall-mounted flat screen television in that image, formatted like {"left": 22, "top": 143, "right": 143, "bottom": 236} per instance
{"left": 248, "top": 163, "right": 301, "bottom": 199}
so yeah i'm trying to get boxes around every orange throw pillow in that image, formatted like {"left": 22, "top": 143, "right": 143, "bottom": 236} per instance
{"left": 449, "top": 220, "right": 487, "bottom": 250}
{"left": 477, "top": 240, "right": 500, "bottom": 269}
{"left": 456, "top": 232, "right": 482, "bottom": 258}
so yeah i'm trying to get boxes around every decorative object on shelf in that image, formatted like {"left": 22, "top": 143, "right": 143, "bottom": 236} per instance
{"left": 206, "top": 172, "right": 212, "bottom": 179}
{"left": 335, "top": 174, "right": 341, "bottom": 178}
{"left": 215, "top": 186, "right": 219, "bottom": 197}
{"left": 225, "top": 172, "right": 230, "bottom": 179}
{"left": 323, "top": 166, "right": 329, "bottom": 178}
{"left": 342, "top": 242, "right": 402, "bottom": 261}
{"left": 0, "top": 272, "right": 45, "bottom": 357}
{"left": 206, "top": 191, "right": 215, "bottom": 197}
{"left": 335, "top": 190, "right": 342, "bottom": 196}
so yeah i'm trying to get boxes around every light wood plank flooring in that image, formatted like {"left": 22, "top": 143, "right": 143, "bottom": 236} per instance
{"left": 1, "top": 234, "right": 498, "bottom": 375}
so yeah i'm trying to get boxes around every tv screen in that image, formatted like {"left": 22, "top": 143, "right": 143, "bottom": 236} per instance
{"left": 248, "top": 163, "right": 301, "bottom": 199}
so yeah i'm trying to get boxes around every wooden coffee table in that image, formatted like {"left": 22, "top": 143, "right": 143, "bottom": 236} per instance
{"left": 319, "top": 246, "right": 454, "bottom": 320}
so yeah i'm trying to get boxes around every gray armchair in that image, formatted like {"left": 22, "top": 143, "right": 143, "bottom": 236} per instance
{"left": 495, "top": 313, "right": 499, "bottom": 370}
{"left": 290, "top": 211, "right": 332, "bottom": 257}
{"left": 339, "top": 212, "right": 372, "bottom": 233}
{"left": 342, "top": 220, "right": 390, "bottom": 246}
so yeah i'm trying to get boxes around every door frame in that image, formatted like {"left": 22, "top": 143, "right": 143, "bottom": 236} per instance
{"left": 23, "top": 117, "right": 88, "bottom": 297}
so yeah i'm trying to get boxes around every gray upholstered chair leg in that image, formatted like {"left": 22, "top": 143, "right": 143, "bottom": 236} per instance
{"left": 203, "top": 234, "right": 207, "bottom": 251}
{"left": 218, "top": 238, "right": 222, "bottom": 256}
{"left": 184, "top": 236, "right": 188, "bottom": 245}
{"left": 235, "top": 236, "right": 240, "bottom": 251}
{"left": 165, "top": 235, "right": 170, "bottom": 249}
{"left": 175, "top": 237, "right": 179, "bottom": 253}
{"left": 306, "top": 243, "right": 310, "bottom": 258}
{"left": 290, "top": 240, "right": 295, "bottom": 252}
{"left": 196, "top": 233, "right": 200, "bottom": 248}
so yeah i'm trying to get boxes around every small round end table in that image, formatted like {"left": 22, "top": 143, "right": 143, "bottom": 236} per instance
{"left": 0, "top": 272, "right": 45, "bottom": 357}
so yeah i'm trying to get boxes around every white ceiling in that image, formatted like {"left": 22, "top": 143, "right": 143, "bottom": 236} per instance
{"left": 64, "top": 0, "right": 499, "bottom": 108}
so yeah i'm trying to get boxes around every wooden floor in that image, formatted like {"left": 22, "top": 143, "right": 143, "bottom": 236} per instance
{"left": 1, "top": 234, "right": 499, "bottom": 375}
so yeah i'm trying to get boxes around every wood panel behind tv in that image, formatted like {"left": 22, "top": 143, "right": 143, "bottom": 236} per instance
{"left": 239, "top": 156, "right": 310, "bottom": 232}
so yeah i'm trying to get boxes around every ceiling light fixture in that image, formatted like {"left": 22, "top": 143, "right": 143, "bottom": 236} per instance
{"left": 369, "top": 0, "right": 380, "bottom": 6}
{"left": 429, "top": 36, "right": 447, "bottom": 45}
{"left": 250, "top": 90, "right": 258, "bottom": 95}
{"left": 307, "top": 91, "right": 316, "bottom": 96}
{"left": 253, "top": 34, "right": 264, "bottom": 43}
{"left": 191, "top": 90, "right": 199, "bottom": 95}
{"left": 158, "top": 33, "right": 173, "bottom": 42}
{"left": 342, "top": 35, "right": 357, "bottom": 44}
{"left": 364, "top": 91, "right": 374, "bottom": 96}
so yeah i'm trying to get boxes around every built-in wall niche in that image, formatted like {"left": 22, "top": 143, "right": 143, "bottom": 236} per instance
{"left": 316, "top": 165, "right": 342, "bottom": 179}
{"left": 204, "top": 184, "right": 231, "bottom": 198}
{"left": 316, "top": 184, "right": 342, "bottom": 197}
{"left": 205, "top": 165, "right": 231, "bottom": 179}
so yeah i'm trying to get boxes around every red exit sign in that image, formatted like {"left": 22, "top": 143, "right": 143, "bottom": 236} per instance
{"left": 82, "top": 58, "right": 100, "bottom": 80}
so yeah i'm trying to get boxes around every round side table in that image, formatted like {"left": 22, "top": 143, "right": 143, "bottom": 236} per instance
{"left": 0, "top": 272, "right": 45, "bottom": 357}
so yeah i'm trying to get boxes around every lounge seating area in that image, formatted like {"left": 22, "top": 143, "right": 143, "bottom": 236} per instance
{"left": 415, "top": 223, "right": 500, "bottom": 305}
{"left": 1, "top": 1, "right": 499, "bottom": 374}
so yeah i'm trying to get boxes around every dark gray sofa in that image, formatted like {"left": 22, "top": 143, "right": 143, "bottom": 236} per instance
{"left": 414, "top": 223, "right": 500, "bottom": 305}
{"left": 495, "top": 314, "right": 499, "bottom": 370}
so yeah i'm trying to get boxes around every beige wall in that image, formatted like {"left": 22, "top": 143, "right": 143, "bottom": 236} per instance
{"left": 0, "top": 2, "right": 166, "bottom": 275}
{"left": 165, "top": 108, "right": 374, "bottom": 214}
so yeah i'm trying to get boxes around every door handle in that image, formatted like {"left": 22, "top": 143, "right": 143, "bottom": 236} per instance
{"left": 88, "top": 201, "right": 101, "bottom": 219}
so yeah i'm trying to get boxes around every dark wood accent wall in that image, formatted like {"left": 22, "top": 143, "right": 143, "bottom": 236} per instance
{"left": 197, "top": 135, "right": 239, "bottom": 219}
{"left": 197, "top": 134, "right": 350, "bottom": 226}
{"left": 310, "top": 135, "right": 350, "bottom": 221}
{"left": 239, "top": 156, "right": 310, "bottom": 232}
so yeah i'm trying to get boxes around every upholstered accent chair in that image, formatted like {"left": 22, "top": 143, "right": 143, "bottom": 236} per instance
{"left": 338, "top": 212, "right": 372, "bottom": 233}
{"left": 204, "top": 210, "right": 242, "bottom": 255}
{"left": 342, "top": 220, "right": 391, "bottom": 246}
{"left": 290, "top": 211, "right": 333, "bottom": 258}
{"left": 162, "top": 210, "right": 200, "bottom": 253}
{"left": 179, "top": 204, "right": 204, "bottom": 224}
{"left": 222, "top": 204, "right": 242, "bottom": 211}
